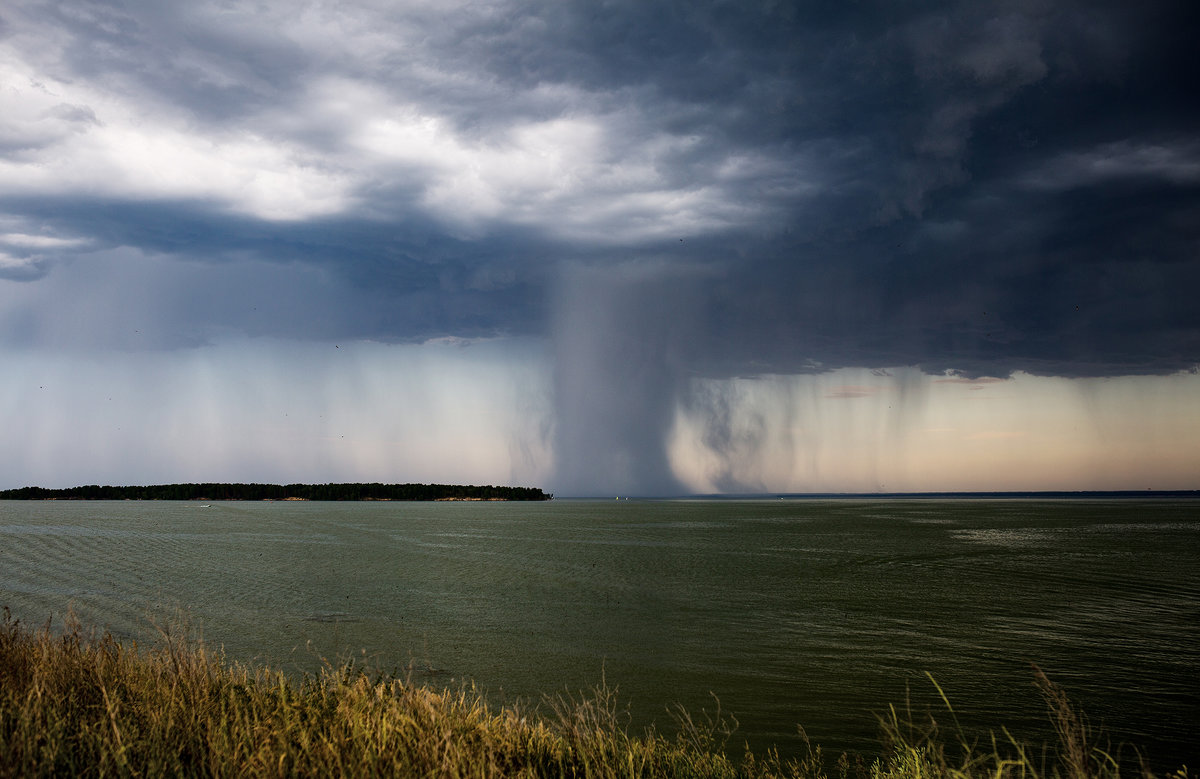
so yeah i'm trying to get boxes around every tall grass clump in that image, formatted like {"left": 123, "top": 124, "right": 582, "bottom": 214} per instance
{"left": 0, "top": 608, "right": 1187, "bottom": 778}
{"left": 872, "top": 670, "right": 1188, "bottom": 779}
{"left": 0, "top": 608, "right": 799, "bottom": 777}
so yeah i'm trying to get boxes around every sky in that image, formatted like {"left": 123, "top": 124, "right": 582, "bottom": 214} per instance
{"left": 1, "top": 0, "right": 1198, "bottom": 496}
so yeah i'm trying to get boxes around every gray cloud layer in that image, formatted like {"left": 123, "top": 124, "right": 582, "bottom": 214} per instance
{"left": 3, "top": 0, "right": 1197, "bottom": 380}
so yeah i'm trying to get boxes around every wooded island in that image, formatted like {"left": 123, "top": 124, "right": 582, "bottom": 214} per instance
{"left": 0, "top": 483, "right": 552, "bottom": 501}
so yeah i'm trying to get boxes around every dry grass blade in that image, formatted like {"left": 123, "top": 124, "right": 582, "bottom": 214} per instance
{"left": 1031, "top": 664, "right": 1105, "bottom": 779}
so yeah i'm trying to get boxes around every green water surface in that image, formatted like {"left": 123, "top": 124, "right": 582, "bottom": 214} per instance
{"left": 1, "top": 498, "right": 1196, "bottom": 769}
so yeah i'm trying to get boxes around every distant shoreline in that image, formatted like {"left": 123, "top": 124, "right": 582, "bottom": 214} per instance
{"left": 0, "top": 483, "right": 553, "bottom": 502}
{"left": 2, "top": 486, "right": 1196, "bottom": 502}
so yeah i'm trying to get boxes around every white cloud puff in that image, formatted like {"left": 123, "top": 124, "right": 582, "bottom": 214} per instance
{"left": 0, "top": 58, "right": 352, "bottom": 221}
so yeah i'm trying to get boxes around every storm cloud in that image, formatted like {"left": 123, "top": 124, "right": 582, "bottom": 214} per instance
{"left": 1, "top": 0, "right": 1197, "bottom": 493}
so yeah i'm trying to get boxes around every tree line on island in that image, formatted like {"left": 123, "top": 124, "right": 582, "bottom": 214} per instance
{"left": 0, "top": 483, "right": 552, "bottom": 501}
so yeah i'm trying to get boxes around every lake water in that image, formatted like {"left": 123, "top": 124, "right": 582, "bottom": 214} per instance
{"left": 1, "top": 498, "right": 1197, "bottom": 770}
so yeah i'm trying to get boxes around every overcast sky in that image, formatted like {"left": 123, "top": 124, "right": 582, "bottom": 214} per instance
{"left": 2, "top": 0, "right": 1197, "bottom": 495}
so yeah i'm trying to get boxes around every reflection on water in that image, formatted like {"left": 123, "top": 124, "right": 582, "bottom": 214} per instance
{"left": 1, "top": 498, "right": 1197, "bottom": 770}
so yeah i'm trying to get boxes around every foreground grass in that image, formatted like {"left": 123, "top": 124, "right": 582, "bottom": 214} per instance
{"left": 0, "top": 610, "right": 1185, "bottom": 778}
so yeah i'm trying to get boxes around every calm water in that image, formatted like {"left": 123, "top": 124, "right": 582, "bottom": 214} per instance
{"left": 1, "top": 498, "right": 1197, "bottom": 769}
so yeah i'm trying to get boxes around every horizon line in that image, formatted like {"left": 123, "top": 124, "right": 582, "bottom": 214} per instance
{"left": 559, "top": 489, "right": 1200, "bottom": 500}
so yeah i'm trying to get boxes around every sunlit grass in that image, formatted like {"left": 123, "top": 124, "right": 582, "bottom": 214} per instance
{"left": 0, "top": 608, "right": 1187, "bottom": 778}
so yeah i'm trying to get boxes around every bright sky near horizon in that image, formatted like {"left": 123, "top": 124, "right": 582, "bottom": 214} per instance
{"left": 1, "top": 1, "right": 1198, "bottom": 495}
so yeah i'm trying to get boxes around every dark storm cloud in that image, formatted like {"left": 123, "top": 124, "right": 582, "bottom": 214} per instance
{"left": 1, "top": 0, "right": 1197, "bottom": 377}
{"left": 0, "top": 195, "right": 553, "bottom": 346}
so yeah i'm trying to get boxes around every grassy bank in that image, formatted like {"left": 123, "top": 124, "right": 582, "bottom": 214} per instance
{"left": 0, "top": 609, "right": 1182, "bottom": 778}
